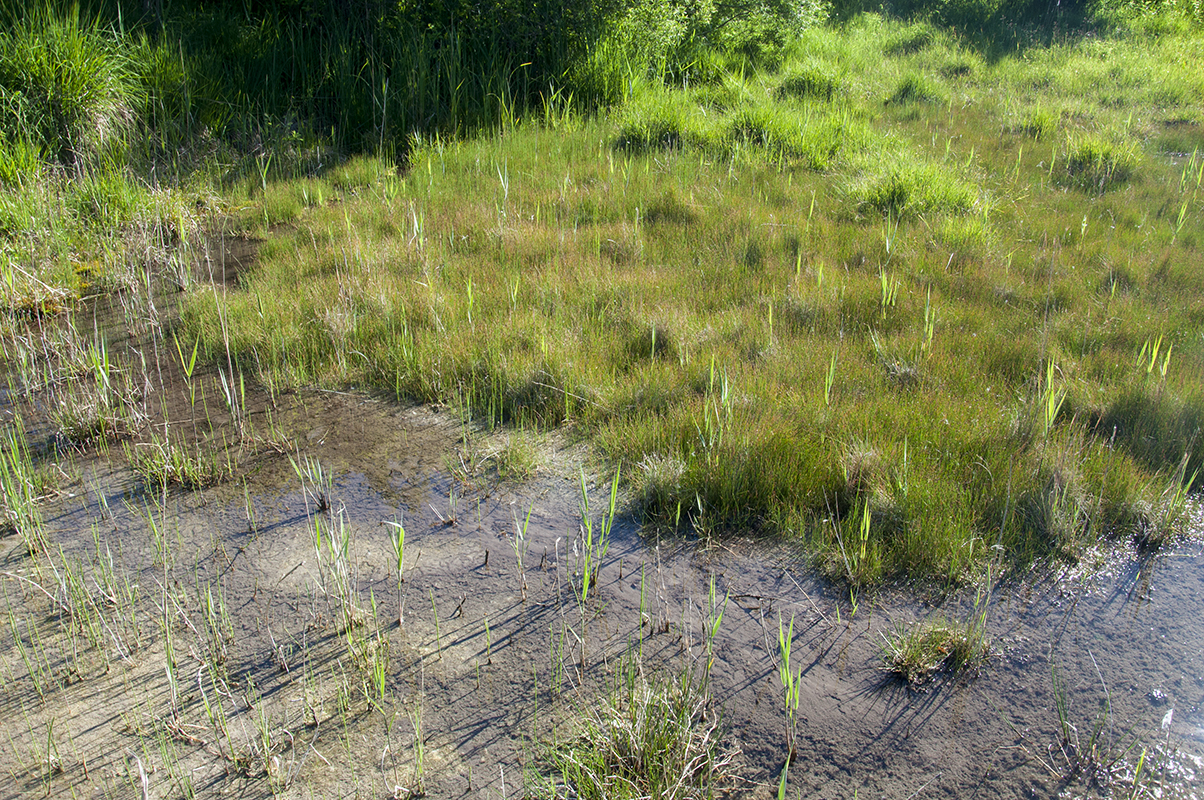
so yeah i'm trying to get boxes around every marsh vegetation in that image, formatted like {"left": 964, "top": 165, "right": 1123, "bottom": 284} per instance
{"left": 1, "top": 0, "right": 1203, "bottom": 796}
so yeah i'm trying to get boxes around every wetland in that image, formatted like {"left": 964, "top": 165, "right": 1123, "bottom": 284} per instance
{"left": 2, "top": 1, "right": 1204, "bottom": 796}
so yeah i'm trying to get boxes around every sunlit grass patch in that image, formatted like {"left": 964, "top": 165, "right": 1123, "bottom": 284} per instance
{"left": 1062, "top": 131, "right": 1140, "bottom": 192}
{"left": 174, "top": 14, "right": 1204, "bottom": 591}
{"left": 776, "top": 60, "right": 843, "bottom": 102}
{"left": 882, "top": 615, "right": 990, "bottom": 686}
{"left": 1012, "top": 107, "right": 1058, "bottom": 140}
{"left": 887, "top": 73, "right": 945, "bottom": 105}
{"left": 722, "top": 104, "right": 851, "bottom": 169}
{"left": 848, "top": 157, "right": 977, "bottom": 217}
{"left": 540, "top": 665, "right": 739, "bottom": 800}
{"left": 615, "top": 91, "right": 713, "bottom": 152}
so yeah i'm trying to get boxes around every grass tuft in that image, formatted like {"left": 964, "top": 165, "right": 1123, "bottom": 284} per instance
{"left": 776, "top": 60, "right": 842, "bottom": 101}
{"left": 0, "top": 6, "right": 140, "bottom": 167}
{"left": 126, "top": 434, "right": 228, "bottom": 491}
{"left": 882, "top": 616, "right": 990, "bottom": 686}
{"left": 887, "top": 73, "right": 944, "bottom": 105}
{"left": 1063, "top": 132, "right": 1139, "bottom": 192}
{"left": 851, "top": 159, "right": 976, "bottom": 216}
{"left": 543, "top": 666, "right": 739, "bottom": 800}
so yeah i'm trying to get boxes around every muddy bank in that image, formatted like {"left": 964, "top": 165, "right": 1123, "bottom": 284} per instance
{"left": 1, "top": 380, "right": 1201, "bottom": 799}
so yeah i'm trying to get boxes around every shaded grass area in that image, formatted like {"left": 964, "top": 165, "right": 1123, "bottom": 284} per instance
{"left": 176, "top": 15, "right": 1204, "bottom": 587}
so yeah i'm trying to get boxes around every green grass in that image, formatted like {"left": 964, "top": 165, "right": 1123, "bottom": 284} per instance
{"left": 882, "top": 616, "right": 990, "bottom": 685}
{"left": 126, "top": 434, "right": 228, "bottom": 491}
{"left": 0, "top": 4, "right": 140, "bottom": 167}
{"left": 0, "top": 2, "right": 1199, "bottom": 590}
{"left": 173, "top": 11, "right": 1204, "bottom": 587}
{"left": 540, "top": 663, "right": 737, "bottom": 800}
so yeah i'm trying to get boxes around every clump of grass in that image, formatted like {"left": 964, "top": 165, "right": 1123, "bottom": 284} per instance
{"left": 327, "top": 155, "right": 393, "bottom": 191}
{"left": 940, "top": 57, "right": 975, "bottom": 78}
{"left": 0, "top": 420, "right": 50, "bottom": 540}
{"left": 615, "top": 92, "right": 711, "bottom": 153}
{"left": 851, "top": 159, "right": 976, "bottom": 217}
{"left": 491, "top": 433, "right": 540, "bottom": 480}
{"left": 126, "top": 434, "right": 228, "bottom": 490}
{"left": 1015, "top": 107, "right": 1057, "bottom": 140}
{"left": 622, "top": 322, "right": 677, "bottom": 365}
{"left": 1063, "top": 132, "right": 1139, "bottom": 192}
{"left": 0, "top": 135, "right": 40, "bottom": 187}
{"left": 887, "top": 73, "right": 944, "bottom": 105}
{"left": 543, "top": 666, "right": 739, "bottom": 800}
{"left": 883, "top": 23, "right": 936, "bottom": 56}
{"left": 723, "top": 104, "right": 848, "bottom": 169}
{"left": 882, "top": 616, "right": 989, "bottom": 686}
{"left": 68, "top": 168, "right": 150, "bottom": 230}
{"left": 0, "top": 5, "right": 140, "bottom": 167}
{"left": 643, "top": 190, "right": 697, "bottom": 226}
{"left": 46, "top": 337, "right": 145, "bottom": 444}
{"left": 1098, "top": 385, "right": 1204, "bottom": 477}
{"left": 776, "top": 60, "right": 841, "bottom": 101}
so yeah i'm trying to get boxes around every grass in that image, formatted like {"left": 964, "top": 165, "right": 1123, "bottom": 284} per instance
{"left": 125, "top": 433, "right": 228, "bottom": 490}
{"left": 0, "top": 0, "right": 1199, "bottom": 615}
{"left": 176, "top": 11, "right": 1204, "bottom": 584}
{"left": 881, "top": 615, "right": 991, "bottom": 685}
{"left": 541, "top": 659, "right": 738, "bottom": 800}
{"left": 0, "top": 2, "right": 1200, "bottom": 798}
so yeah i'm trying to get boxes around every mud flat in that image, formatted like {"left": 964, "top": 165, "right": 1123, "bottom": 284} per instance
{"left": 1, "top": 379, "right": 1201, "bottom": 799}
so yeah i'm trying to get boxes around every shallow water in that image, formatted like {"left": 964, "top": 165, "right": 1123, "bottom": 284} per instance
{"left": 3, "top": 381, "right": 1200, "bottom": 798}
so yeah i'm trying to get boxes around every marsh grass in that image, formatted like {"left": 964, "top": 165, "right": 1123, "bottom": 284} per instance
{"left": 541, "top": 659, "right": 738, "bottom": 800}
{"left": 882, "top": 615, "right": 990, "bottom": 685}
{"left": 0, "top": 420, "right": 52, "bottom": 538}
{"left": 179, "top": 26, "right": 1204, "bottom": 584}
{"left": 1063, "top": 132, "right": 1140, "bottom": 192}
{"left": 0, "top": 3, "right": 1198, "bottom": 597}
{"left": 0, "top": 5, "right": 141, "bottom": 168}
{"left": 126, "top": 433, "right": 228, "bottom": 490}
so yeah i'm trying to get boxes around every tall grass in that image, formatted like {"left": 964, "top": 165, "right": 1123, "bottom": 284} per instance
{"left": 0, "top": 4, "right": 140, "bottom": 168}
